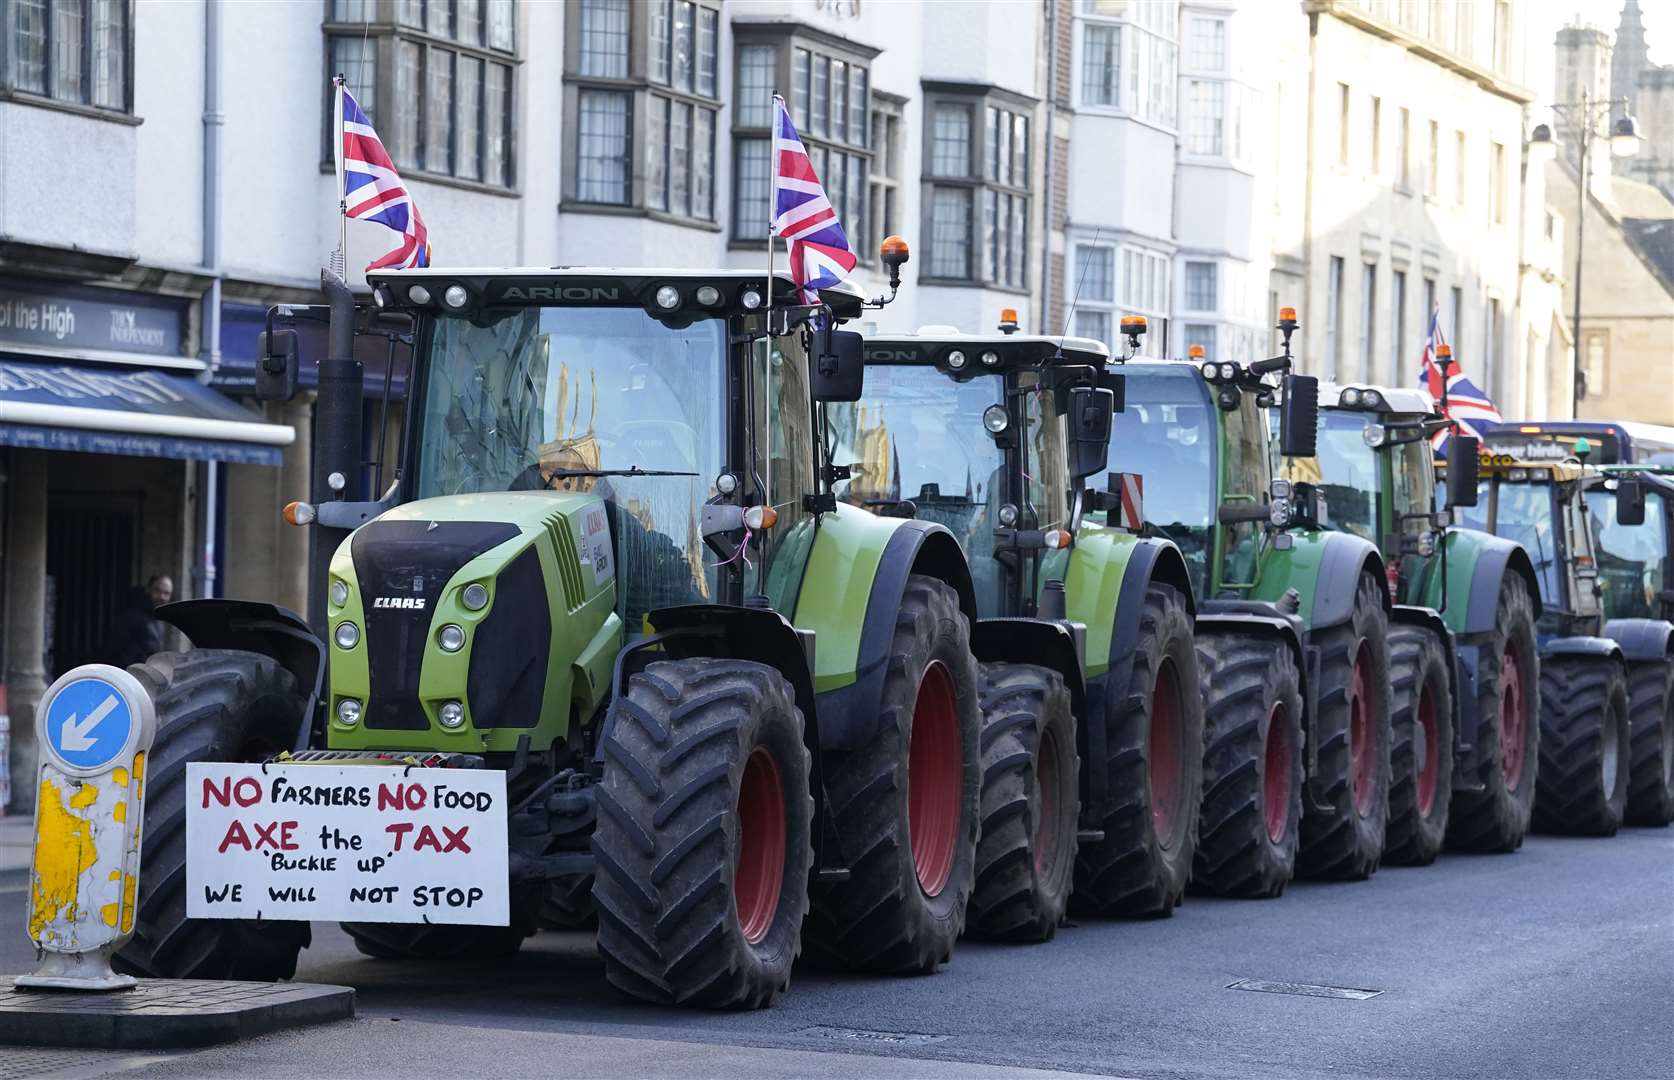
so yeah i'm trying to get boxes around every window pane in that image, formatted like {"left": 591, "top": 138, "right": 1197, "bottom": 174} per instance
{"left": 1184, "top": 324, "right": 1217, "bottom": 358}
{"left": 832, "top": 60, "right": 848, "bottom": 142}
{"left": 1188, "top": 16, "right": 1225, "bottom": 70}
{"left": 1184, "top": 261, "right": 1216, "bottom": 310}
{"left": 333, "top": 0, "right": 376, "bottom": 21}
{"left": 733, "top": 137, "right": 770, "bottom": 240}
{"left": 1012, "top": 113, "right": 1029, "bottom": 189}
{"left": 1076, "top": 245, "right": 1114, "bottom": 302}
{"left": 649, "top": 0, "right": 669, "bottom": 83}
{"left": 398, "top": 0, "right": 422, "bottom": 27}
{"left": 457, "top": 55, "right": 482, "bottom": 180}
{"left": 670, "top": 100, "right": 691, "bottom": 216}
{"left": 1186, "top": 79, "right": 1224, "bottom": 155}
{"left": 332, "top": 36, "right": 378, "bottom": 122}
{"left": 986, "top": 106, "right": 1001, "bottom": 183}
{"left": 92, "top": 0, "right": 125, "bottom": 109}
{"left": 1075, "top": 311, "right": 1110, "bottom": 343}
{"left": 487, "top": 0, "right": 514, "bottom": 51}
{"left": 792, "top": 47, "right": 810, "bottom": 128}
{"left": 694, "top": 106, "right": 715, "bottom": 219}
{"left": 425, "top": 47, "right": 455, "bottom": 174}
{"left": 697, "top": 7, "right": 717, "bottom": 96}
{"left": 849, "top": 67, "right": 867, "bottom": 147}
{"left": 930, "top": 187, "right": 972, "bottom": 279}
{"left": 812, "top": 55, "right": 829, "bottom": 137}
{"left": 13, "top": 0, "right": 47, "bottom": 93}
{"left": 426, "top": 0, "right": 450, "bottom": 37}
{"left": 982, "top": 188, "right": 998, "bottom": 281}
{"left": 1082, "top": 24, "right": 1119, "bottom": 106}
{"left": 673, "top": 0, "right": 693, "bottom": 93}
{"left": 485, "top": 62, "right": 510, "bottom": 185}
{"left": 646, "top": 96, "right": 668, "bottom": 210}
{"left": 930, "top": 105, "right": 970, "bottom": 178}
{"left": 457, "top": 0, "right": 481, "bottom": 45}
{"left": 54, "top": 0, "right": 86, "bottom": 102}
{"left": 576, "top": 89, "right": 630, "bottom": 203}
{"left": 1008, "top": 194, "right": 1027, "bottom": 287}
{"left": 395, "top": 41, "right": 422, "bottom": 168}
{"left": 580, "top": 0, "right": 629, "bottom": 79}
{"left": 736, "top": 44, "right": 775, "bottom": 127}
{"left": 847, "top": 152, "right": 866, "bottom": 244}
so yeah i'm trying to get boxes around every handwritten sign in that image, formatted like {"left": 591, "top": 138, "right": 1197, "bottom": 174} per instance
{"left": 186, "top": 763, "right": 508, "bottom": 925}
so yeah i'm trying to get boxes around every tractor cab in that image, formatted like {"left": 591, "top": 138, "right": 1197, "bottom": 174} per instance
{"left": 1590, "top": 465, "right": 1674, "bottom": 622}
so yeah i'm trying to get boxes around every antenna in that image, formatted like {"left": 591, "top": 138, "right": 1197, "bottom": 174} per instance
{"left": 1057, "top": 225, "right": 1104, "bottom": 360}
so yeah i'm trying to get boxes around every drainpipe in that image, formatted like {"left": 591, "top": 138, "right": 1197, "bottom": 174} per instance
{"left": 199, "top": 0, "right": 224, "bottom": 599}
{"left": 1040, "top": 0, "right": 1058, "bottom": 332}
{"left": 1512, "top": 102, "right": 1531, "bottom": 416}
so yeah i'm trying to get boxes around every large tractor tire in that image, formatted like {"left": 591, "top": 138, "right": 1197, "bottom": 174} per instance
{"left": 592, "top": 658, "right": 813, "bottom": 1010}
{"left": 967, "top": 662, "right": 1078, "bottom": 942}
{"left": 804, "top": 575, "right": 981, "bottom": 974}
{"left": 115, "top": 649, "right": 312, "bottom": 981}
{"left": 345, "top": 916, "right": 532, "bottom": 961}
{"left": 538, "top": 874, "right": 598, "bottom": 931}
{"left": 1383, "top": 625, "right": 1455, "bottom": 866}
{"left": 1073, "top": 584, "right": 1204, "bottom": 917}
{"left": 1533, "top": 657, "right": 1631, "bottom": 836}
{"left": 1446, "top": 573, "right": 1539, "bottom": 852}
{"left": 1625, "top": 659, "right": 1674, "bottom": 826}
{"left": 1298, "top": 573, "right": 1392, "bottom": 880}
{"left": 1192, "top": 633, "right": 1304, "bottom": 898}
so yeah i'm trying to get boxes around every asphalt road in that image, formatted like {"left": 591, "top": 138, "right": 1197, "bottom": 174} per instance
{"left": 2, "top": 826, "right": 1670, "bottom": 1079}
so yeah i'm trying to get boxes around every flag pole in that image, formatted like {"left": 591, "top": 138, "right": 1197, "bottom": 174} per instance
{"left": 332, "top": 75, "right": 347, "bottom": 279}
{"left": 766, "top": 92, "right": 782, "bottom": 324}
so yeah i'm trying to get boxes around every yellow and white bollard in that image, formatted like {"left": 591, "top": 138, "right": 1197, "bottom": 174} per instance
{"left": 19, "top": 664, "right": 156, "bottom": 990}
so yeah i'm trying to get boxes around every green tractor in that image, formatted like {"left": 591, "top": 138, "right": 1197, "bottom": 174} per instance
{"left": 117, "top": 257, "right": 999, "bottom": 1008}
{"left": 1118, "top": 313, "right": 1392, "bottom": 894}
{"left": 1446, "top": 450, "right": 1674, "bottom": 835}
{"left": 1278, "top": 387, "right": 1543, "bottom": 858}
{"left": 841, "top": 322, "right": 1202, "bottom": 936}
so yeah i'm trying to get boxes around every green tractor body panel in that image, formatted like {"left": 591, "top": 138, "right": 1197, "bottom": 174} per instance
{"left": 1409, "top": 527, "right": 1494, "bottom": 635}
{"left": 1246, "top": 530, "right": 1332, "bottom": 626}
{"left": 325, "top": 491, "right": 619, "bottom": 753}
{"left": 1061, "top": 521, "right": 1142, "bottom": 681}
{"left": 789, "top": 502, "right": 901, "bottom": 693}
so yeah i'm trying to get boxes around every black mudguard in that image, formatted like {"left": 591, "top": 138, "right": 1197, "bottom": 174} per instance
{"left": 1463, "top": 540, "right": 1545, "bottom": 633}
{"left": 155, "top": 599, "right": 324, "bottom": 753}
{"left": 1307, "top": 532, "right": 1387, "bottom": 632}
{"left": 1603, "top": 618, "right": 1674, "bottom": 663}
{"left": 1543, "top": 635, "right": 1625, "bottom": 664}
{"left": 970, "top": 617, "right": 1087, "bottom": 721}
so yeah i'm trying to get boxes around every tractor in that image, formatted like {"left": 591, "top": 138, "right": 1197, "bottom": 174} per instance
{"left": 1278, "top": 386, "right": 1543, "bottom": 858}
{"left": 1114, "top": 312, "right": 1392, "bottom": 894}
{"left": 116, "top": 250, "right": 1000, "bottom": 1009}
{"left": 841, "top": 319, "right": 1202, "bottom": 938}
{"left": 1445, "top": 450, "right": 1673, "bottom": 836}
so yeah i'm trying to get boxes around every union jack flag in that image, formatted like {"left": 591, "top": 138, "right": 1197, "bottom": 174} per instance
{"left": 1417, "top": 304, "right": 1501, "bottom": 455}
{"left": 337, "top": 80, "right": 431, "bottom": 271}
{"left": 771, "top": 96, "right": 856, "bottom": 303}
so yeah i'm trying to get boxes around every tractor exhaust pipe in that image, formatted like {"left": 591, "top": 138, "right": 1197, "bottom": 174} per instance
{"left": 307, "top": 269, "right": 365, "bottom": 633}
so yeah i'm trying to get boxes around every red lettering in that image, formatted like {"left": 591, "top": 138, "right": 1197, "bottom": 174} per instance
{"left": 218, "top": 819, "right": 251, "bottom": 853}
{"left": 413, "top": 825, "right": 442, "bottom": 853}
{"left": 201, "top": 776, "right": 262, "bottom": 809}
{"left": 252, "top": 821, "right": 280, "bottom": 850}
{"left": 441, "top": 825, "right": 470, "bottom": 853}
{"left": 280, "top": 821, "right": 299, "bottom": 851}
{"left": 202, "top": 776, "right": 231, "bottom": 808}
{"left": 233, "top": 777, "right": 262, "bottom": 807}
{"left": 384, "top": 822, "right": 414, "bottom": 851}
{"left": 377, "top": 783, "right": 427, "bottom": 811}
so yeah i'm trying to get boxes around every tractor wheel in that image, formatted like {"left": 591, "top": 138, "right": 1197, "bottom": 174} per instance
{"left": 1192, "top": 633, "right": 1304, "bottom": 898}
{"left": 1446, "top": 573, "right": 1539, "bottom": 852}
{"left": 1298, "top": 573, "right": 1392, "bottom": 880}
{"left": 1073, "top": 584, "right": 1204, "bottom": 917}
{"left": 1383, "top": 625, "right": 1454, "bottom": 866}
{"left": 967, "top": 662, "right": 1078, "bottom": 942}
{"left": 1625, "top": 659, "right": 1674, "bottom": 826}
{"left": 344, "top": 915, "right": 532, "bottom": 961}
{"left": 804, "top": 574, "right": 981, "bottom": 974}
{"left": 538, "top": 874, "right": 597, "bottom": 931}
{"left": 1533, "top": 657, "right": 1631, "bottom": 836}
{"left": 115, "top": 649, "right": 312, "bottom": 981}
{"left": 592, "top": 658, "right": 812, "bottom": 1010}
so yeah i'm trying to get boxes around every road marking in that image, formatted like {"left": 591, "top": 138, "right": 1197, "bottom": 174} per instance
{"left": 1227, "top": 978, "right": 1383, "bottom": 1000}
{"left": 797, "top": 1026, "right": 951, "bottom": 1046}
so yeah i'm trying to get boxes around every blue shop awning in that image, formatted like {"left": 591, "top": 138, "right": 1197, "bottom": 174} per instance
{"left": 0, "top": 359, "right": 295, "bottom": 466}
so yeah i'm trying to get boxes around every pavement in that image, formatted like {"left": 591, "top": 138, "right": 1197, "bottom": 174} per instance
{"left": 1, "top": 819, "right": 1669, "bottom": 1079}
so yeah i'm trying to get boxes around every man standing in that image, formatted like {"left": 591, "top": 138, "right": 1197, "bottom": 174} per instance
{"left": 103, "top": 574, "right": 172, "bottom": 669}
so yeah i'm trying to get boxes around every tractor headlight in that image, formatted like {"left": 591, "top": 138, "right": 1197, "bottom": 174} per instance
{"left": 998, "top": 503, "right": 1019, "bottom": 527}
{"left": 947, "top": 349, "right": 968, "bottom": 370}
{"left": 715, "top": 471, "right": 739, "bottom": 495}
{"left": 983, "top": 404, "right": 1010, "bottom": 434}
{"left": 443, "top": 284, "right": 470, "bottom": 309}
{"left": 438, "top": 624, "right": 466, "bottom": 653}
{"left": 462, "top": 583, "right": 489, "bottom": 611}
{"left": 695, "top": 285, "right": 722, "bottom": 307}
{"left": 1417, "top": 531, "right": 1438, "bottom": 557}
{"left": 330, "top": 579, "right": 349, "bottom": 608}
{"left": 438, "top": 701, "right": 466, "bottom": 729}
{"left": 741, "top": 288, "right": 763, "bottom": 310}
{"left": 335, "top": 621, "right": 360, "bottom": 649}
{"left": 1219, "top": 362, "right": 1237, "bottom": 381}
{"left": 336, "top": 698, "right": 362, "bottom": 726}
{"left": 655, "top": 285, "right": 681, "bottom": 310}
{"left": 1270, "top": 500, "right": 1292, "bottom": 527}
{"left": 407, "top": 285, "right": 433, "bottom": 305}
{"left": 1362, "top": 389, "right": 1384, "bottom": 409}
{"left": 1200, "top": 361, "right": 1218, "bottom": 382}
{"left": 981, "top": 350, "right": 1001, "bottom": 367}
{"left": 1342, "top": 387, "right": 1363, "bottom": 406}
{"left": 1363, "top": 423, "right": 1388, "bottom": 448}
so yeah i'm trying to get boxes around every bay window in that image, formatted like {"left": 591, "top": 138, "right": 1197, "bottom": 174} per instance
{"left": 6, "top": 0, "right": 131, "bottom": 114}
{"left": 924, "top": 85, "right": 1035, "bottom": 289}
{"left": 1076, "top": 0, "right": 1175, "bottom": 126}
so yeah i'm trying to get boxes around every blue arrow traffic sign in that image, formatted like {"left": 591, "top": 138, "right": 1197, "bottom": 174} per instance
{"left": 44, "top": 676, "right": 135, "bottom": 772}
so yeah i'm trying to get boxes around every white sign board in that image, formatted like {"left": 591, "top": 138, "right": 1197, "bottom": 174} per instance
{"left": 187, "top": 763, "right": 509, "bottom": 925}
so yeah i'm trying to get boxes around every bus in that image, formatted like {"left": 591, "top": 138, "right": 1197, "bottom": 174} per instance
{"left": 1483, "top": 419, "right": 1674, "bottom": 466}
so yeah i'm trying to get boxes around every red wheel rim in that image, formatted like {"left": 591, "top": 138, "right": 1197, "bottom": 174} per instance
{"left": 1348, "top": 643, "right": 1377, "bottom": 816}
{"left": 1499, "top": 642, "right": 1527, "bottom": 792}
{"left": 908, "top": 660, "right": 962, "bottom": 898}
{"left": 1415, "top": 682, "right": 1440, "bottom": 817}
{"left": 1263, "top": 703, "right": 1292, "bottom": 844}
{"left": 735, "top": 746, "right": 786, "bottom": 945}
{"left": 1149, "top": 658, "right": 1184, "bottom": 846}
{"left": 1035, "top": 725, "right": 1061, "bottom": 876}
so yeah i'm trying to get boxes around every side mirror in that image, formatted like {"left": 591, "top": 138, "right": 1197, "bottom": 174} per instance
{"left": 1616, "top": 478, "right": 1646, "bottom": 526}
{"left": 1099, "top": 369, "right": 1126, "bottom": 413}
{"left": 1446, "top": 435, "right": 1480, "bottom": 507}
{"left": 255, "top": 329, "right": 300, "bottom": 401}
{"left": 1278, "top": 374, "right": 1319, "bottom": 457}
{"left": 1067, "top": 386, "right": 1115, "bottom": 480}
{"left": 812, "top": 327, "right": 865, "bottom": 402}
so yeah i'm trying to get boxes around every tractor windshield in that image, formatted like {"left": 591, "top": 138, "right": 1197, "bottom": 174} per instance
{"left": 827, "top": 366, "right": 1007, "bottom": 610}
{"left": 1586, "top": 486, "right": 1667, "bottom": 619}
{"left": 1281, "top": 410, "right": 1379, "bottom": 543}
{"left": 1119, "top": 366, "right": 1216, "bottom": 595}
{"left": 1458, "top": 477, "right": 1562, "bottom": 606}
{"left": 413, "top": 306, "right": 728, "bottom": 623}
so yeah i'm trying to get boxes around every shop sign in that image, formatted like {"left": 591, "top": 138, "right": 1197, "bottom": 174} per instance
{"left": 0, "top": 278, "right": 185, "bottom": 358}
